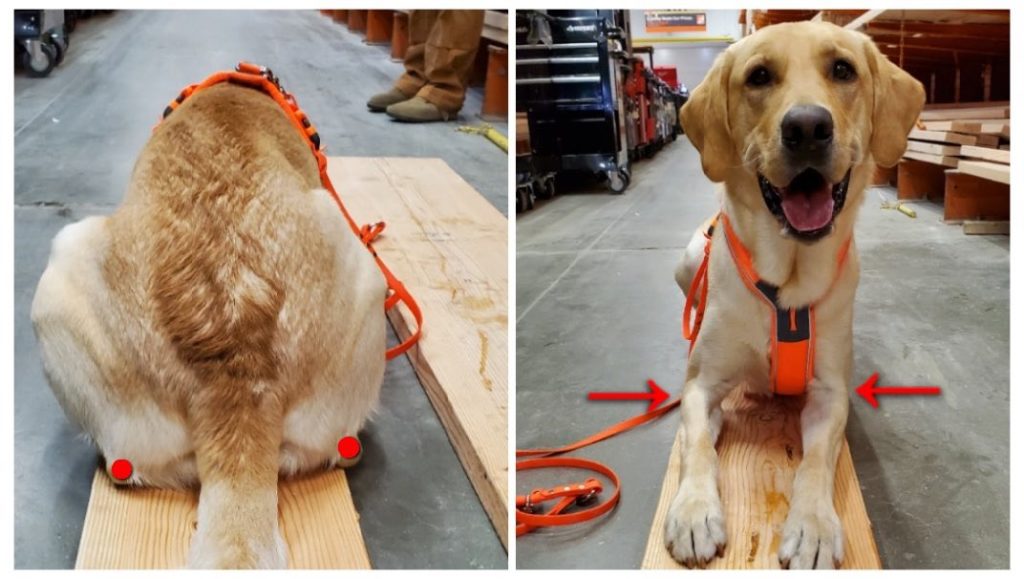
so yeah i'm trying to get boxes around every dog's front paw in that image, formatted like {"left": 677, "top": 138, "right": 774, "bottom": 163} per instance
{"left": 778, "top": 501, "right": 844, "bottom": 569}
{"left": 664, "top": 483, "right": 727, "bottom": 568}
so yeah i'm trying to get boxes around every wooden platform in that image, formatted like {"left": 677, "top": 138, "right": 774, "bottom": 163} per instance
{"left": 328, "top": 157, "right": 509, "bottom": 548}
{"left": 76, "top": 468, "right": 370, "bottom": 569}
{"left": 642, "top": 390, "right": 881, "bottom": 569}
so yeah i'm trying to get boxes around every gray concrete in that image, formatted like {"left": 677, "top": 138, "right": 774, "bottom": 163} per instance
{"left": 516, "top": 140, "right": 1008, "bottom": 569}
{"left": 15, "top": 10, "right": 506, "bottom": 569}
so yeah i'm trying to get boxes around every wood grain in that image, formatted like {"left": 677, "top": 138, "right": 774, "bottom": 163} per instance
{"left": 959, "top": 145, "right": 1010, "bottom": 165}
{"left": 327, "top": 157, "right": 509, "bottom": 548}
{"left": 958, "top": 160, "right": 1011, "bottom": 184}
{"left": 920, "top": 120, "right": 981, "bottom": 133}
{"left": 907, "top": 129, "right": 977, "bottom": 146}
{"left": 76, "top": 468, "right": 370, "bottom": 569}
{"left": 902, "top": 150, "right": 958, "bottom": 168}
{"left": 641, "top": 389, "right": 882, "bottom": 569}
{"left": 919, "top": 106, "right": 1009, "bottom": 121}
{"left": 906, "top": 140, "right": 961, "bottom": 156}
{"left": 963, "top": 220, "right": 1009, "bottom": 235}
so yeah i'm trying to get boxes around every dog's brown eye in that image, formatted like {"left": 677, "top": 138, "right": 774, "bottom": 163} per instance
{"left": 832, "top": 59, "right": 856, "bottom": 81}
{"left": 746, "top": 66, "right": 772, "bottom": 87}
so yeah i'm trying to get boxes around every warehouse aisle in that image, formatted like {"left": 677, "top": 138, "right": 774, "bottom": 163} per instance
{"left": 14, "top": 11, "right": 506, "bottom": 569}
{"left": 516, "top": 140, "right": 1009, "bottom": 569}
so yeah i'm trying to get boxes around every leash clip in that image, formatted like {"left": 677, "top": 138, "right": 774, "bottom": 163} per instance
{"left": 236, "top": 62, "right": 284, "bottom": 93}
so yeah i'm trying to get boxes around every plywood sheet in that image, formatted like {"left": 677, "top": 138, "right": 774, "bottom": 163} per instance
{"left": 327, "top": 157, "right": 509, "bottom": 548}
{"left": 76, "top": 468, "right": 370, "bottom": 569}
{"left": 642, "top": 390, "right": 881, "bottom": 569}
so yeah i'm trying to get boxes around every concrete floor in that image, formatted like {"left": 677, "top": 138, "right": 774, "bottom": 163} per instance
{"left": 14, "top": 10, "right": 506, "bottom": 569}
{"left": 516, "top": 139, "right": 1009, "bottom": 569}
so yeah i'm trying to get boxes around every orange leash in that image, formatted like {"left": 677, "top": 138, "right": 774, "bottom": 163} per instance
{"left": 515, "top": 398, "right": 679, "bottom": 536}
{"left": 159, "top": 62, "right": 422, "bottom": 360}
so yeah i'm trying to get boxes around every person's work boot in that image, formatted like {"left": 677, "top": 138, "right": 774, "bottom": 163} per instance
{"left": 385, "top": 96, "right": 453, "bottom": 123}
{"left": 367, "top": 88, "right": 409, "bottom": 112}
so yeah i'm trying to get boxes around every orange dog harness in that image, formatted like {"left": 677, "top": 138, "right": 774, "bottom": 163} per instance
{"left": 683, "top": 213, "right": 850, "bottom": 395}
{"left": 159, "top": 62, "right": 422, "bottom": 360}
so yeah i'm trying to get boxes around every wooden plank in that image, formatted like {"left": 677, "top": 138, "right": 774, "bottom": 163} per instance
{"left": 958, "top": 160, "right": 1011, "bottom": 184}
{"left": 327, "top": 157, "right": 509, "bottom": 548}
{"left": 897, "top": 159, "right": 946, "bottom": 201}
{"left": 974, "top": 134, "right": 1001, "bottom": 148}
{"left": 920, "top": 120, "right": 981, "bottom": 133}
{"left": 959, "top": 145, "right": 1010, "bottom": 164}
{"left": 963, "top": 220, "right": 1009, "bottom": 235}
{"left": 919, "top": 106, "right": 1009, "bottom": 121}
{"left": 902, "top": 150, "right": 958, "bottom": 168}
{"left": 906, "top": 140, "right": 960, "bottom": 156}
{"left": 923, "top": 100, "right": 1009, "bottom": 110}
{"left": 642, "top": 390, "right": 881, "bottom": 569}
{"left": 843, "top": 9, "right": 884, "bottom": 30}
{"left": 482, "top": 10, "right": 508, "bottom": 44}
{"left": 907, "top": 129, "right": 977, "bottom": 146}
{"left": 944, "top": 170, "right": 1010, "bottom": 222}
{"left": 977, "top": 120, "right": 1009, "bottom": 135}
{"left": 76, "top": 468, "right": 370, "bottom": 569}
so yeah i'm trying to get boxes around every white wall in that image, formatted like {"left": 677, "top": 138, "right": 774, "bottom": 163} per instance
{"left": 627, "top": 10, "right": 739, "bottom": 92}
{"left": 643, "top": 43, "right": 729, "bottom": 93}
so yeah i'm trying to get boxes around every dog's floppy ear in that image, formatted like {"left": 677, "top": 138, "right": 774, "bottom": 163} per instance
{"left": 863, "top": 37, "right": 926, "bottom": 167}
{"left": 681, "top": 51, "right": 736, "bottom": 182}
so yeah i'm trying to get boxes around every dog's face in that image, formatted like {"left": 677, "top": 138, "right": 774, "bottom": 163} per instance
{"left": 681, "top": 21, "right": 925, "bottom": 242}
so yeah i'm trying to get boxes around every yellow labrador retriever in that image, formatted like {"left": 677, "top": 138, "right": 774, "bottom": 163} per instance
{"left": 31, "top": 83, "right": 386, "bottom": 568}
{"left": 665, "top": 22, "right": 923, "bottom": 569}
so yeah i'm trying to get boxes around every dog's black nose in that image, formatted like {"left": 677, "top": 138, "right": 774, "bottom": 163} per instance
{"left": 781, "top": 105, "right": 834, "bottom": 160}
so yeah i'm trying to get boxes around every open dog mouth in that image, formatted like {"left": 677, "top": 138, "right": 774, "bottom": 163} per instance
{"left": 758, "top": 168, "right": 851, "bottom": 242}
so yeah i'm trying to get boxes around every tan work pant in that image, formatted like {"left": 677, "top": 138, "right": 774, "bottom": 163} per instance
{"left": 394, "top": 10, "right": 485, "bottom": 113}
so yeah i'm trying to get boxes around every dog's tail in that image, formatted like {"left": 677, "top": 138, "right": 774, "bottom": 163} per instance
{"left": 186, "top": 378, "right": 286, "bottom": 569}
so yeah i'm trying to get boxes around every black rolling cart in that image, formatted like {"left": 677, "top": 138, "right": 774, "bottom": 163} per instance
{"left": 516, "top": 10, "right": 632, "bottom": 194}
{"left": 14, "top": 10, "right": 69, "bottom": 77}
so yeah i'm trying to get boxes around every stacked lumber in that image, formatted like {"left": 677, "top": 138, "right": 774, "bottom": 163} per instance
{"left": 904, "top": 102, "right": 1010, "bottom": 170}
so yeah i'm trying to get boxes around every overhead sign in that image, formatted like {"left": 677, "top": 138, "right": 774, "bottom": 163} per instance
{"left": 645, "top": 10, "right": 707, "bottom": 33}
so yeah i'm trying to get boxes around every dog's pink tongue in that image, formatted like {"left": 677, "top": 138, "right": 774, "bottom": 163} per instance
{"left": 780, "top": 182, "right": 834, "bottom": 232}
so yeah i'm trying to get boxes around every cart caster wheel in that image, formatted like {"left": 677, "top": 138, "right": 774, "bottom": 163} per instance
{"left": 517, "top": 186, "right": 535, "bottom": 212}
{"left": 49, "top": 35, "right": 67, "bottom": 66}
{"left": 21, "top": 42, "right": 57, "bottom": 77}
{"left": 608, "top": 169, "right": 629, "bottom": 194}
{"left": 537, "top": 178, "right": 556, "bottom": 200}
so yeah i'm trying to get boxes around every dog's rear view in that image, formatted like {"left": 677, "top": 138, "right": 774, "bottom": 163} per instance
{"left": 31, "top": 82, "right": 386, "bottom": 568}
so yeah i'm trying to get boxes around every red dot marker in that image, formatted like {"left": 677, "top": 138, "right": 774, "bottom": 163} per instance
{"left": 111, "top": 458, "right": 133, "bottom": 481}
{"left": 337, "top": 436, "right": 361, "bottom": 460}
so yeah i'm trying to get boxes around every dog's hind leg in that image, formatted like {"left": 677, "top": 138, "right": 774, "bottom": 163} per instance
{"left": 278, "top": 188, "right": 388, "bottom": 478}
{"left": 32, "top": 217, "right": 196, "bottom": 489}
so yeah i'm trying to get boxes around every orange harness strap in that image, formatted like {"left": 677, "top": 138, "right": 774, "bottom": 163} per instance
{"left": 160, "top": 62, "right": 422, "bottom": 360}
{"left": 682, "top": 212, "right": 851, "bottom": 395}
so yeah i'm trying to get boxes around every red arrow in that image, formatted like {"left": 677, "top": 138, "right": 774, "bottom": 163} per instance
{"left": 588, "top": 379, "right": 670, "bottom": 412}
{"left": 855, "top": 373, "right": 941, "bottom": 408}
